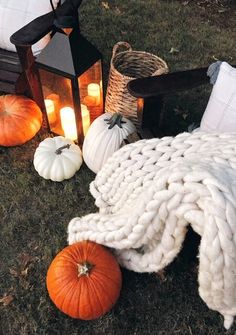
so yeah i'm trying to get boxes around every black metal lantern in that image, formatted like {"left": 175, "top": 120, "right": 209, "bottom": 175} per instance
{"left": 36, "top": 5, "right": 104, "bottom": 145}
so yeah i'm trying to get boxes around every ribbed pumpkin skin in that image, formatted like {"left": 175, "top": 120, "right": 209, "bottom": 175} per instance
{"left": 33, "top": 136, "right": 82, "bottom": 182}
{"left": 0, "top": 95, "right": 42, "bottom": 147}
{"left": 83, "top": 113, "right": 136, "bottom": 173}
{"left": 46, "top": 241, "right": 122, "bottom": 320}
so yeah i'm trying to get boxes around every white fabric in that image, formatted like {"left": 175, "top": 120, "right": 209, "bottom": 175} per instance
{"left": 0, "top": 0, "right": 59, "bottom": 55}
{"left": 201, "top": 62, "right": 236, "bottom": 132}
{"left": 68, "top": 132, "right": 236, "bottom": 329}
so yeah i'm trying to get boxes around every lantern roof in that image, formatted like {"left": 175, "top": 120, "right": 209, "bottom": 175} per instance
{"left": 36, "top": 31, "right": 102, "bottom": 78}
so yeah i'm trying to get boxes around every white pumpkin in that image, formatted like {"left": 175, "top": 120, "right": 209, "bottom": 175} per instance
{"left": 34, "top": 136, "right": 82, "bottom": 182}
{"left": 83, "top": 113, "right": 136, "bottom": 173}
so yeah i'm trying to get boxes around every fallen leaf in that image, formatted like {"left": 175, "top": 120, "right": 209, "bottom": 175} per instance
{"left": 183, "top": 0, "right": 190, "bottom": 5}
{"left": 169, "top": 47, "right": 179, "bottom": 54}
{"left": 115, "top": 7, "right": 122, "bottom": 15}
{"left": 218, "top": 8, "right": 228, "bottom": 13}
{"left": 173, "top": 107, "right": 182, "bottom": 115}
{"left": 9, "top": 268, "right": 19, "bottom": 277}
{"left": 19, "top": 253, "right": 33, "bottom": 269}
{"left": 0, "top": 295, "right": 14, "bottom": 306}
{"left": 188, "top": 326, "right": 193, "bottom": 335}
{"left": 156, "top": 269, "right": 167, "bottom": 282}
{"left": 21, "top": 281, "right": 30, "bottom": 290}
{"left": 101, "top": 2, "right": 110, "bottom": 9}
{"left": 20, "top": 268, "right": 28, "bottom": 277}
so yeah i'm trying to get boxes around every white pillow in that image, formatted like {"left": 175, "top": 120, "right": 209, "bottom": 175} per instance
{"left": 200, "top": 62, "right": 236, "bottom": 132}
{"left": 0, "top": 0, "right": 60, "bottom": 55}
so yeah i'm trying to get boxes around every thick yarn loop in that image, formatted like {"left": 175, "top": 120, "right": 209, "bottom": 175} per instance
{"left": 68, "top": 132, "right": 236, "bottom": 329}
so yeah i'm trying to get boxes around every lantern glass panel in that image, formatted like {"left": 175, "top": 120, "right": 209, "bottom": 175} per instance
{"left": 78, "top": 60, "right": 103, "bottom": 126}
{"left": 39, "top": 69, "right": 74, "bottom": 137}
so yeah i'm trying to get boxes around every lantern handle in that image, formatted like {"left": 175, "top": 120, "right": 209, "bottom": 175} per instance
{"left": 51, "top": 0, "right": 80, "bottom": 29}
{"left": 50, "top": 0, "right": 58, "bottom": 19}
{"left": 10, "top": 0, "right": 83, "bottom": 47}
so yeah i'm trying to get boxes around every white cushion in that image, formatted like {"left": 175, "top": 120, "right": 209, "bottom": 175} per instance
{"left": 0, "top": 0, "right": 60, "bottom": 55}
{"left": 200, "top": 62, "right": 236, "bottom": 132}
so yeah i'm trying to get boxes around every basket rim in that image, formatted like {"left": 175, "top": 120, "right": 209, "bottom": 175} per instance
{"left": 110, "top": 50, "right": 169, "bottom": 80}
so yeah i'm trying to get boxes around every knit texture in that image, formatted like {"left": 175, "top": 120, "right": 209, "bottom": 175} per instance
{"left": 68, "top": 132, "right": 236, "bottom": 329}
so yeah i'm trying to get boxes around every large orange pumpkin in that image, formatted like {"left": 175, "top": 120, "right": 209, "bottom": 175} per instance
{"left": 46, "top": 241, "right": 122, "bottom": 320}
{"left": 0, "top": 95, "right": 42, "bottom": 146}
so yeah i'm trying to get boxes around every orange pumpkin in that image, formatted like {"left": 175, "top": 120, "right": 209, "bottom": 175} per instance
{"left": 0, "top": 94, "right": 42, "bottom": 146}
{"left": 46, "top": 241, "right": 122, "bottom": 320}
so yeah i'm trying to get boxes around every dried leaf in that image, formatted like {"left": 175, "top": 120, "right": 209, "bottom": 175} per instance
{"left": 173, "top": 107, "right": 182, "bottom": 115}
{"left": 188, "top": 326, "right": 193, "bottom": 335}
{"left": 169, "top": 47, "right": 179, "bottom": 54}
{"left": 0, "top": 295, "right": 14, "bottom": 306}
{"left": 9, "top": 268, "right": 19, "bottom": 277}
{"left": 183, "top": 0, "right": 190, "bottom": 5}
{"left": 20, "top": 268, "right": 28, "bottom": 277}
{"left": 218, "top": 8, "right": 228, "bottom": 13}
{"left": 212, "top": 55, "right": 219, "bottom": 61}
{"left": 101, "top": 2, "right": 110, "bottom": 9}
{"left": 156, "top": 269, "right": 167, "bottom": 282}
{"left": 115, "top": 7, "right": 122, "bottom": 14}
{"left": 19, "top": 253, "right": 33, "bottom": 268}
{"left": 21, "top": 281, "right": 30, "bottom": 290}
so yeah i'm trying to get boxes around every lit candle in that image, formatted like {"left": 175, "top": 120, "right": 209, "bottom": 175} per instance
{"left": 60, "top": 107, "right": 77, "bottom": 141}
{"left": 44, "top": 99, "right": 56, "bottom": 124}
{"left": 81, "top": 104, "right": 90, "bottom": 136}
{"left": 87, "top": 83, "right": 100, "bottom": 105}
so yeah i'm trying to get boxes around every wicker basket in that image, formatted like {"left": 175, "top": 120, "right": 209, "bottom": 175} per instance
{"left": 105, "top": 42, "right": 168, "bottom": 128}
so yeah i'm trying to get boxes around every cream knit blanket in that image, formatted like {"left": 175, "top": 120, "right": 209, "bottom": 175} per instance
{"left": 68, "top": 132, "right": 236, "bottom": 329}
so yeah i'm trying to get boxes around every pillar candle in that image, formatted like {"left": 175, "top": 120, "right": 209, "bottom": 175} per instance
{"left": 87, "top": 83, "right": 100, "bottom": 105}
{"left": 45, "top": 99, "right": 56, "bottom": 124}
{"left": 81, "top": 104, "right": 90, "bottom": 136}
{"left": 60, "top": 107, "right": 77, "bottom": 141}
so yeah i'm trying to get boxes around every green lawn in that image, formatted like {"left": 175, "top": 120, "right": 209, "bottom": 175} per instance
{"left": 80, "top": 0, "right": 236, "bottom": 132}
{"left": 1, "top": 1, "right": 236, "bottom": 334}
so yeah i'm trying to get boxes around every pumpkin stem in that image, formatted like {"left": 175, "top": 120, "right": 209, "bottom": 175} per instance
{"left": 55, "top": 144, "right": 71, "bottom": 155}
{"left": 77, "top": 262, "right": 94, "bottom": 277}
{"left": 105, "top": 113, "right": 126, "bottom": 129}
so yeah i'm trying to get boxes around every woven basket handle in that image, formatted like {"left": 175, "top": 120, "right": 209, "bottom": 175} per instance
{"left": 112, "top": 41, "right": 132, "bottom": 58}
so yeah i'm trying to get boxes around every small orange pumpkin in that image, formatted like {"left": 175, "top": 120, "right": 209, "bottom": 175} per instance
{"left": 46, "top": 241, "right": 122, "bottom": 320}
{"left": 0, "top": 94, "right": 42, "bottom": 146}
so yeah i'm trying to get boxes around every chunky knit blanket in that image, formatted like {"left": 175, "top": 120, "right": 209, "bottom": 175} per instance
{"left": 68, "top": 132, "right": 236, "bottom": 329}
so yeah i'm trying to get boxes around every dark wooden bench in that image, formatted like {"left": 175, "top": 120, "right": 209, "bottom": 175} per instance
{"left": 0, "top": 48, "right": 22, "bottom": 94}
{"left": 0, "top": 0, "right": 82, "bottom": 111}
{"left": 128, "top": 63, "right": 236, "bottom": 137}
{"left": 127, "top": 67, "right": 210, "bottom": 137}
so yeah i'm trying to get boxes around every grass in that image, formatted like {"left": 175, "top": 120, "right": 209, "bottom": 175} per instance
{"left": 1, "top": 1, "right": 236, "bottom": 334}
